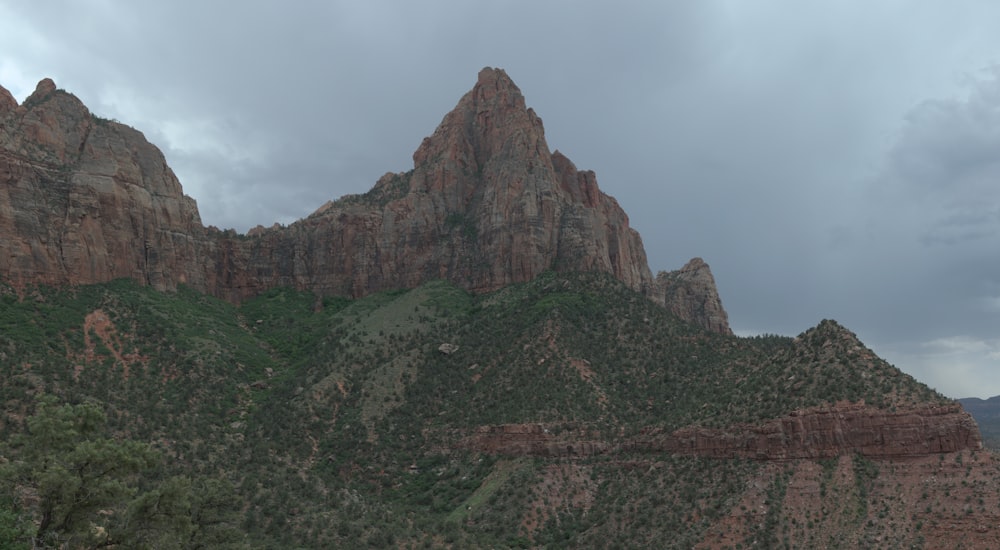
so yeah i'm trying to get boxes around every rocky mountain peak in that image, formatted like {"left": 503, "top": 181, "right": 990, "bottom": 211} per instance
{"left": 4, "top": 77, "right": 96, "bottom": 167}
{"left": 475, "top": 66, "right": 519, "bottom": 94}
{"left": 789, "top": 319, "right": 894, "bottom": 371}
{"left": 798, "top": 319, "right": 860, "bottom": 346}
{"left": 383, "top": 66, "right": 655, "bottom": 296}
{"left": 461, "top": 66, "right": 545, "bottom": 162}
{"left": 412, "top": 66, "right": 548, "bottom": 186}
{"left": 29, "top": 77, "right": 57, "bottom": 101}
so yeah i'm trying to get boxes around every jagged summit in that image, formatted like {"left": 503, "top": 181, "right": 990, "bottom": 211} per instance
{"left": 366, "top": 66, "right": 656, "bottom": 297}
{"left": 29, "top": 77, "right": 57, "bottom": 99}
{"left": 413, "top": 67, "right": 541, "bottom": 170}
{"left": 0, "top": 71, "right": 730, "bottom": 332}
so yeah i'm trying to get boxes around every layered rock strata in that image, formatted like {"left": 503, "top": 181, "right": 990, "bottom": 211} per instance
{"left": 456, "top": 402, "right": 982, "bottom": 460}
{"left": 649, "top": 402, "right": 982, "bottom": 459}
{"left": 0, "top": 79, "right": 209, "bottom": 292}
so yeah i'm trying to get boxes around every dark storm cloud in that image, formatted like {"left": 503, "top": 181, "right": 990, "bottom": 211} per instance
{"left": 2, "top": 1, "right": 1000, "bottom": 397}
{"left": 831, "top": 71, "right": 1000, "bottom": 397}
{"left": 879, "top": 72, "right": 1000, "bottom": 304}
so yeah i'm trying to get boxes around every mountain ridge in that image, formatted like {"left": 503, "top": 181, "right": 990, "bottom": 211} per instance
{"left": 0, "top": 68, "right": 730, "bottom": 333}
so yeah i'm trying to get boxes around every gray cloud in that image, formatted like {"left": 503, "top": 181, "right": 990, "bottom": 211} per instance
{"left": 2, "top": 1, "right": 1000, "bottom": 397}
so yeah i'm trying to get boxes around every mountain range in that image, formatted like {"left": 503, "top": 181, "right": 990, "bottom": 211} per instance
{"left": 0, "top": 68, "right": 997, "bottom": 548}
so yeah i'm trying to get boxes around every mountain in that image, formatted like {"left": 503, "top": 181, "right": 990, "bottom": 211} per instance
{"left": 1, "top": 69, "right": 997, "bottom": 548}
{"left": 0, "top": 69, "right": 727, "bottom": 333}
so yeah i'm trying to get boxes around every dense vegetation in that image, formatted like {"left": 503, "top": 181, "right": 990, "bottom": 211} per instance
{"left": 0, "top": 273, "right": 951, "bottom": 547}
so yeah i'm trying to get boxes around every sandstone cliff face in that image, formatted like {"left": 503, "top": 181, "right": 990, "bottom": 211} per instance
{"left": 652, "top": 402, "right": 982, "bottom": 459}
{"left": 653, "top": 257, "right": 731, "bottom": 335}
{"left": 0, "top": 70, "right": 730, "bottom": 333}
{"left": 0, "top": 84, "right": 16, "bottom": 114}
{"left": 0, "top": 79, "right": 211, "bottom": 292}
{"left": 456, "top": 402, "right": 982, "bottom": 460}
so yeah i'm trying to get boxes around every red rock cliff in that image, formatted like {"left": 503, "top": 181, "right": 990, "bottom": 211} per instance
{"left": 653, "top": 257, "right": 732, "bottom": 335}
{"left": 648, "top": 402, "right": 982, "bottom": 459}
{"left": 0, "top": 79, "right": 211, "bottom": 292}
{"left": 0, "top": 70, "right": 730, "bottom": 333}
{"left": 456, "top": 402, "right": 982, "bottom": 460}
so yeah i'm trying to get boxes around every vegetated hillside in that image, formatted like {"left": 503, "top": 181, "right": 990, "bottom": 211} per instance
{"left": 0, "top": 274, "right": 996, "bottom": 548}
{"left": 959, "top": 396, "right": 1000, "bottom": 450}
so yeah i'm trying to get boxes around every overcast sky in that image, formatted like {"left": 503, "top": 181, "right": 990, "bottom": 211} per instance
{"left": 2, "top": 1, "right": 999, "bottom": 398}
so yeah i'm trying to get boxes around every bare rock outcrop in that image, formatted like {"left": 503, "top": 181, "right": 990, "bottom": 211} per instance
{"left": 0, "top": 84, "right": 16, "bottom": 114}
{"left": 457, "top": 403, "right": 982, "bottom": 460}
{"left": 653, "top": 257, "right": 731, "bottom": 334}
{"left": 650, "top": 402, "right": 982, "bottom": 459}
{"left": 0, "top": 80, "right": 211, "bottom": 292}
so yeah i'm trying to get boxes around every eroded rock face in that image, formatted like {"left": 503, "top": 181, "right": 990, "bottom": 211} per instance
{"left": 0, "top": 71, "right": 729, "bottom": 334}
{"left": 652, "top": 402, "right": 982, "bottom": 459}
{"left": 0, "top": 80, "right": 210, "bottom": 292}
{"left": 0, "top": 84, "right": 16, "bottom": 114}
{"left": 653, "top": 257, "right": 732, "bottom": 335}
{"left": 456, "top": 402, "right": 982, "bottom": 460}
